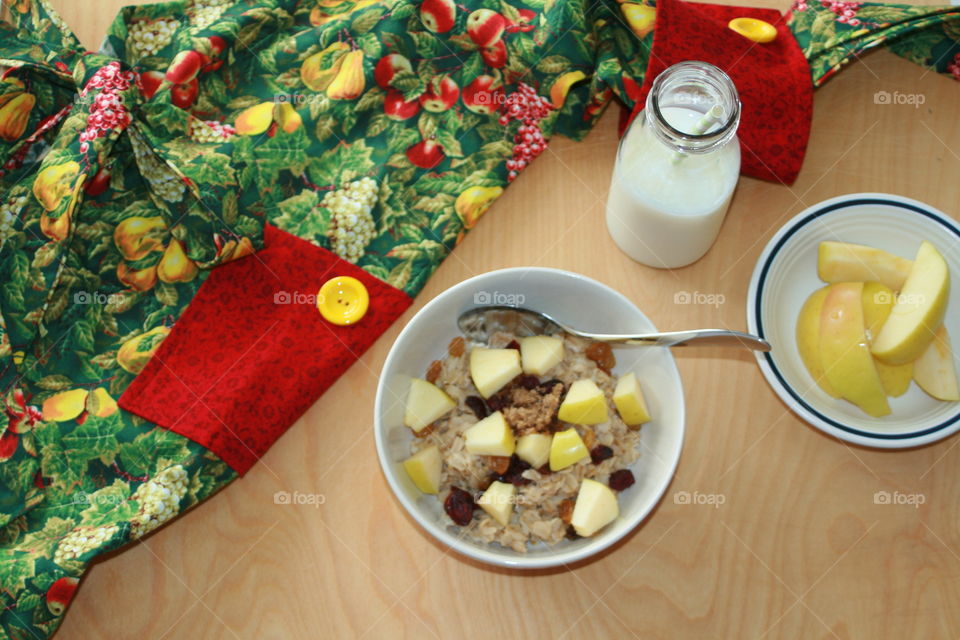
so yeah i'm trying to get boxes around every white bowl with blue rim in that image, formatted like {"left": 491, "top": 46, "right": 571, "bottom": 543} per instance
{"left": 747, "top": 193, "right": 960, "bottom": 448}
{"left": 374, "top": 267, "right": 685, "bottom": 568}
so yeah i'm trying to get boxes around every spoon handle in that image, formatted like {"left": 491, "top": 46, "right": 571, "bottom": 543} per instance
{"left": 580, "top": 329, "right": 771, "bottom": 351}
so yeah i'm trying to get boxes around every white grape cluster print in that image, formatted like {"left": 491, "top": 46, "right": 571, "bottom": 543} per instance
{"left": 324, "top": 177, "right": 378, "bottom": 263}
{"left": 129, "top": 465, "right": 189, "bottom": 539}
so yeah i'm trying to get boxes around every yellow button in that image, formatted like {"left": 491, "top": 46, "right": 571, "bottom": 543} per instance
{"left": 317, "top": 276, "right": 369, "bottom": 326}
{"left": 728, "top": 17, "right": 777, "bottom": 43}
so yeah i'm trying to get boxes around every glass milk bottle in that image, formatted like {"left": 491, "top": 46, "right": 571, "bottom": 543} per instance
{"left": 606, "top": 61, "right": 741, "bottom": 269}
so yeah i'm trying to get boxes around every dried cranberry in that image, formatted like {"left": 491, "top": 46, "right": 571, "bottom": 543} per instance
{"left": 465, "top": 395, "right": 489, "bottom": 419}
{"left": 590, "top": 445, "right": 614, "bottom": 465}
{"left": 565, "top": 525, "right": 580, "bottom": 540}
{"left": 497, "top": 455, "right": 532, "bottom": 486}
{"left": 506, "top": 339, "right": 521, "bottom": 351}
{"left": 517, "top": 374, "right": 540, "bottom": 390}
{"left": 608, "top": 469, "right": 635, "bottom": 491}
{"left": 486, "top": 394, "right": 504, "bottom": 411}
{"left": 444, "top": 487, "right": 476, "bottom": 526}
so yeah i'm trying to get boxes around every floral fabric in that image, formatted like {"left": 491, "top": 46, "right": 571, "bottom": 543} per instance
{"left": 0, "top": 0, "right": 956, "bottom": 637}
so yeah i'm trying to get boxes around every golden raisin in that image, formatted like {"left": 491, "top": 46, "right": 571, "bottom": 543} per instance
{"left": 580, "top": 426, "right": 597, "bottom": 450}
{"left": 448, "top": 336, "right": 465, "bottom": 357}
{"left": 558, "top": 498, "right": 575, "bottom": 524}
{"left": 425, "top": 360, "right": 442, "bottom": 383}
{"left": 414, "top": 423, "right": 436, "bottom": 438}
{"left": 585, "top": 342, "right": 616, "bottom": 373}
{"left": 485, "top": 456, "right": 511, "bottom": 475}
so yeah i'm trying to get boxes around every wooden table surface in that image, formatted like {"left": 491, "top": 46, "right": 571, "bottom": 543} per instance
{"left": 43, "top": 1, "right": 960, "bottom": 638}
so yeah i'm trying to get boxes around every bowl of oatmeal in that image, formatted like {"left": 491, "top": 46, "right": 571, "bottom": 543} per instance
{"left": 374, "top": 268, "right": 685, "bottom": 568}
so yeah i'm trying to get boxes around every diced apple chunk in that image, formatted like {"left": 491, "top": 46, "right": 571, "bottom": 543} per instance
{"left": 402, "top": 445, "right": 442, "bottom": 494}
{"left": 914, "top": 326, "right": 960, "bottom": 401}
{"left": 571, "top": 478, "right": 620, "bottom": 537}
{"left": 477, "top": 480, "right": 516, "bottom": 526}
{"left": 549, "top": 428, "right": 589, "bottom": 471}
{"left": 613, "top": 373, "right": 651, "bottom": 426}
{"left": 470, "top": 347, "right": 522, "bottom": 398}
{"left": 557, "top": 379, "right": 609, "bottom": 425}
{"left": 464, "top": 411, "right": 516, "bottom": 456}
{"left": 515, "top": 433, "right": 552, "bottom": 468}
{"left": 403, "top": 378, "right": 456, "bottom": 433}
{"left": 818, "top": 241, "right": 913, "bottom": 291}
{"left": 519, "top": 336, "right": 564, "bottom": 375}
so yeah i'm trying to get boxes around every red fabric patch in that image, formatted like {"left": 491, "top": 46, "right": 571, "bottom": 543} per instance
{"left": 623, "top": 0, "right": 813, "bottom": 184}
{"left": 118, "top": 225, "right": 411, "bottom": 474}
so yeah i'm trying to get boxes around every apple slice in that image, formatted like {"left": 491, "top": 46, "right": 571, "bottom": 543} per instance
{"left": 549, "top": 428, "right": 589, "bottom": 471}
{"left": 818, "top": 241, "right": 913, "bottom": 291}
{"left": 914, "top": 326, "right": 960, "bottom": 401}
{"left": 796, "top": 286, "right": 841, "bottom": 398}
{"left": 820, "top": 282, "right": 891, "bottom": 417}
{"left": 470, "top": 347, "right": 522, "bottom": 398}
{"left": 861, "top": 281, "right": 913, "bottom": 397}
{"left": 404, "top": 378, "right": 456, "bottom": 433}
{"left": 515, "top": 433, "right": 552, "bottom": 468}
{"left": 519, "top": 336, "right": 564, "bottom": 375}
{"left": 570, "top": 478, "right": 620, "bottom": 537}
{"left": 872, "top": 241, "right": 949, "bottom": 365}
{"left": 612, "top": 372, "right": 651, "bottom": 426}
{"left": 463, "top": 411, "right": 515, "bottom": 456}
{"left": 477, "top": 480, "right": 516, "bottom": 526}
{"left": 402, "top": 445, "right": 442, "bottom": 494}
{"left": 557, "top": 379, "right": 609, "bottom": 425}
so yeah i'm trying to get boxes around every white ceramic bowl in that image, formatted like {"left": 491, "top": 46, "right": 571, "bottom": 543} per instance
{"left": 374, "top": 268, "right": 685, "bottom": 568}
{"left": 747, "top": 193, "right": 960, "bottom": 448}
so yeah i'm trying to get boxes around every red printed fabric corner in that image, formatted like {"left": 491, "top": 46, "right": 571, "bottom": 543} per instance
{"left": 626, "top": 0, "right": 813, "bottom": 184}
{"left": 119, "top": 225, "right": 411, "bottom": 474}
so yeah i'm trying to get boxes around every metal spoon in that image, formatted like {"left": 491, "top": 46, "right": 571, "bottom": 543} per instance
{"left": 457, "top": 305, "right": 771, "bottom": 352}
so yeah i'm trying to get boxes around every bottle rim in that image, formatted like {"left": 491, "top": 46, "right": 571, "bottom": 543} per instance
{"left": 647, "top": 60, "right": 741, "bottom": 154}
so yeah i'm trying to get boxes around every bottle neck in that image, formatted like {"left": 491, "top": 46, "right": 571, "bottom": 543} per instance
{"left": 644, "top": 61, "right": 740, "bottom": 155}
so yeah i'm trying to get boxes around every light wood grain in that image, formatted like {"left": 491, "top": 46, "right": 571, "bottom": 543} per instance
{"left": 42, "top": 1, "right": 960, "bottom": 638}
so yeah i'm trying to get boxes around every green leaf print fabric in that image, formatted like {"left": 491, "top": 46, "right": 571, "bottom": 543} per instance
{"left": 0, "top": 0, "right": 956, "bottom": 637}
